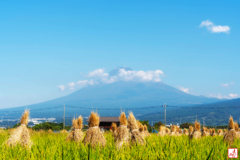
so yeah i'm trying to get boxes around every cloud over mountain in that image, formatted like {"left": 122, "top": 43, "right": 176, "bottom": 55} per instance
{"left": 59, "top": 67, "right": 164, "bottom": 90}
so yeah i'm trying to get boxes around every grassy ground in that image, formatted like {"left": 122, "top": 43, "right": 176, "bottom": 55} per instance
{"left": 0, "top": 130, "right": 239, "bottom": 160}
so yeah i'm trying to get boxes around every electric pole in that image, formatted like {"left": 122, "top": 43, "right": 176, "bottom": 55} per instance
{"left": 63, "top": 105, "right": 65, "bottom": 130}
{"left": 162, "top": 103, "right": 168, "bottom": 126}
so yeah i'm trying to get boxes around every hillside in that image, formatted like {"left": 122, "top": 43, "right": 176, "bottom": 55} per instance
{"left": 0, "top": 81, "right": 221, "bottom": 120}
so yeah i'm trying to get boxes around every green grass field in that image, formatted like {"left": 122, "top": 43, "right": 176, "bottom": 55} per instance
{"left": 0, "top": 130, "right": 239, "bottom": 160}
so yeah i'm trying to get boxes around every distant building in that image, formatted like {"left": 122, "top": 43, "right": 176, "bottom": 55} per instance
{"left": 87, "top": 117, "right": 120, "bottom": 130}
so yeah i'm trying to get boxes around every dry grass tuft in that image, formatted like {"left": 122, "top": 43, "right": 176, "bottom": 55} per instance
{"left": 202, "top": 127, "right": 210, "bottom": 137}
{"left": 61, "top": 129, "right": 68, "bottom": 134}
{"left": 170, "top": 125, "right": 176, "bottom": 136}
{"left": 158, "top": 126, "right": 166, "bottom": 136}
{"left": 218, "top": 129, "right": 224, "bottom": 136}
{"left": 88, "top": 112, "right": 99, "bottom": 127}
{"left": 183, "top": 128, "right": 188, "bottom": 136}
{"left": 191, "top": 121, "right": 201, "bottom": 139}
{"left": 144, "top": 125, "right": 151, "bottom": 137}
{"left": 115, "top": 112, "right": 130, "bottom": 149}
{"left": 66, "top": 116, "right": 84, "bottom": 143}
{"left": 224, "top": 116, "right": 237, "bottom": 144}
{"left": 119, "top": 112, "right": 128, "bottom": 126}
{"left": 111, "top": 122, "right": 118, "bottom": 141}
{"left": 6, "top": 110, "right": 32, "bottom": 147}
{"left": 165, "top": 128, "right": 170, "bottom": 134}
{"left": 127, "top": 112, "right": 145, "bottom": 145}
{"left": 83, "top": 112, "right": 106, "bottom": 147}
{"left": 48, "top": 129, "right": 53, "bottom": 133}
{"left": 211, "top": 128, "right": 216, "bottom": 136}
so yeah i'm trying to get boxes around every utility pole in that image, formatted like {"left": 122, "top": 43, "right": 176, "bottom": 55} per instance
{"left": 162, "top": 103, "right": 168, "bottom": 126}
{"left": 63, "top": 105, "right": 65, "bottom": 130}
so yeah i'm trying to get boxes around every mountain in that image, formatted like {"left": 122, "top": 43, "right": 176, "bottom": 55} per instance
{"left": 141, "top": 98, "right": 240, "bottom": 126}
{"left": 0, "top": 80, "right": 221, "bottom": 120}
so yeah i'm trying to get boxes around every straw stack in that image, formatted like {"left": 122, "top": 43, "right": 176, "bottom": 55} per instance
{"left": 176, "top": 126, "right": 181, "bottom": 136}
{"left": 144, "top": 125, "right": 151, "bottom": 137}
{"left": 170, "top": 125, "right": 176, "bottom": 136}
{"left": 83, "top": 112, "right": 106, "bottom": 147}
{"left": 223, "top": 129, "right": 227, "bottom": 135}
{"left": 115, "top": 112, "right": 130, "bottom": 149}
{"left": 158, "top": 126, "right": 166, "bottom": 136}
{"left": 211, "top": 128, "right": 216, "bottom": 136}
{"left": 128, "top": 112, "right": 145, "bottom": 145}
{"left": 183, "top": 128, "right": 188, "bottom": 136}
{"left": 48, "top": 129, "right": 53, "bottom": 133}
{"left": 202, "top": 127, "right": 210, "bottom": 137}
{"left": 165, "top": 127, "right": 170, "bottom": 134}
{"left": 6, "top": 110, "right": 32, "bottom": 147}
{"left": 189, "top": 126, "right": 193, "bottom": 137}
{"left": 111, "top": 122, "right": 117, "bottom": 141}
{"left": 224, "top": 116, "right": 237, "bottom": 144}
{"left": 66, "top": 116, "right": 84, "bottom": 143}
{"left": 234, "top": 122, "right": 240, "bottom": 138}
{"left": 191, "top": 121, "right": 201, "bottom": 139}
{"left": 218, "top": 129, "right": 224, "bottom": 136}
{"left": 60, "top": 129, "right": 68, "bottom": 134}
{"left": 137, "top": 121, "right": 145, "bottom": 138}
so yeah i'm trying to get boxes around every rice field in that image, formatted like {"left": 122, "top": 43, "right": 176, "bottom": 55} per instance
{"left": 0, "top": 130, "right": 239, "bottom": 160}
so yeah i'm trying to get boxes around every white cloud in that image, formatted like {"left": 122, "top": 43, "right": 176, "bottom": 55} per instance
{"left": 77, "top": 80, "right": 96, "bottom": 88}
{"left": 200, "top": 20, "right": 230, "bottom": 33}
{"left": 58, "top": 85, "right": 65, "bottom": 91}
{"left": 88, "top": 68, "right": 164, "bottom": 83}
{"left": 67, "top": 82, "right": 75, "bottom": 90}
{"left": 178, "top": 86, "right": 189, "bottom": 93}
{"left": 220, "top": 83, "right": 229, "bottom": 87}
{"left": 58, "top": 68, "right": 164, "bottom": 91}
{"left": 118, "top": 69, "right": 163, "bottom": 82}
{"left": 229, "top": 93, "right": 239, "bottom": 99}
{"left": 220, "top": 81, "right": 235, "bottom": 87}
{"left": 200, "top": 20, "right": 213, "bottom": 27}
{"left": 209, "top": 93, "right": 239, "bottom": 99}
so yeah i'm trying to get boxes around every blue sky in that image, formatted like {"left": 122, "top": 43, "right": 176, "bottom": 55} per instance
{"left": 0, "top": 1, "right": 239, "bottom": 108}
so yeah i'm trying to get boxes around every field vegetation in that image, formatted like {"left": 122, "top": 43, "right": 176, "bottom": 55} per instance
{"left": 0, "top": 129, "right": 239, "bottom": 159}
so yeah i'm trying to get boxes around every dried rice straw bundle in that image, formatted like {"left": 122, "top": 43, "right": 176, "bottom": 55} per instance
{"left": 189, "top": 126, "right": 193, "bottom": 137}
{"left": 183, "top": 128, "right": 188, "bottom": 136}
{"left": 165, "top": 128, "right": 170, "bottom": 134}
{"left": 234, "top": 122, "right": 240, "bottom": 138}
{"left": 218, "top": 129, "right": 224, "bottom": 136}
{"left": 61, "top": 129, "right": 68, "bottom": 134}
{"left": 223, "top": 129, "right": 227, "bottom": 135}
{"left": 144, "top": 125, "right": 151, "bottom": 137}
{"left": 6, "top": 110, "right": 32, "bottom": 147}
{"left": 170, "top": 125, "right": 176, "bottom": 136}
{"left": 83, "top": 112, "right": 106, "bottom": 147}
{"left": 111, "top": 122, "right": 118, "bottom": 141}
{"left": 9, "top": 128, "right": 15, "bottom": 134}
{"left": 175, "top": 126, "right": 181, "bottom": 136}
{"left": 66, "top": 116, "right": 84, "bottom": 143}
{"left": 202, "top": 127, "right": 210, "bottom": 137}
{"left": 48, "top": 129, "right": 53, "bottom": 133}
{"left": 191, "top": 121, "right": 201, "bottom": 139}
{"left": 158, "top": 126, "right": 166, "bottom": 136}
{"left": 115, "top": 112, "right": 130, "bottom": 149}
{"left": 224, "top": 116, "right": 237, "bottom": 144}
{"left": 137, "top": 121, "right": 145, "bottom": 138}
{"left": 211, "top": 128, "right": 216, "bottom": 136}
{"left": 128, "top": 112, "right": 145, "bottom": 145}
